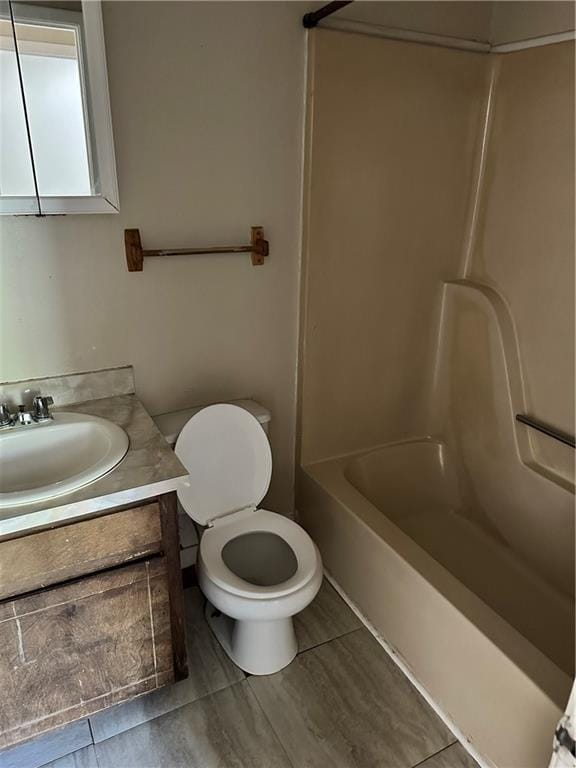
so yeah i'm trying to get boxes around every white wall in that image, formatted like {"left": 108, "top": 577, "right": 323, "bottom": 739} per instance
{"left": 309, "top": 1, "right": 575, "bottom": 46}
{"left": 332, "top": 1, "right": 493, "bottom": 41}
{"left": 0, "top": 1, "right": 308, "bottom": 515}
{"left": 491, "top": 1, "right": 575, "bottom": 44}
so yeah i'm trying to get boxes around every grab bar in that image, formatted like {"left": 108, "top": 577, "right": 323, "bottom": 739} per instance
{"left": 515, "top": 414, "right": 575, "bottom": 449}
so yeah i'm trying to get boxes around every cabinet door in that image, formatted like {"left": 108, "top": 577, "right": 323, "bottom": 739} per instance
{"left": 0, "top": 558, "right": 174, "bottom": 749}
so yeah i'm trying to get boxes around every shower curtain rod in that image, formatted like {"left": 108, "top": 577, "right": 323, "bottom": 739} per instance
{"left": 303, "top": 1, "right": 353, "bottom": 29}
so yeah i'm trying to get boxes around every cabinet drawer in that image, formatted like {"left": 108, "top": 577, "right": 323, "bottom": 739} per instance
{"left": 0, "top": 503, "right": 162, "bottom": 600}
{"left": 0, "top": 558, "right": 174, "bottom": 749}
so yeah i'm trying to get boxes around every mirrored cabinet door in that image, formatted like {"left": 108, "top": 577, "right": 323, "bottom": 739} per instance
{"left": 0, "top": 0, "right": 118, "bottom": 215}
{"left": 0, "top": 2, "right": 40, "bottom": 213}
{"left": 11, "top": 1, "right": 93, "bottom": 197}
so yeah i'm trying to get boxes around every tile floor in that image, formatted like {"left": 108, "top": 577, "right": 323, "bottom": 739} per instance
{"left": 3, "top": 580, "right": 479, "bottom": 768}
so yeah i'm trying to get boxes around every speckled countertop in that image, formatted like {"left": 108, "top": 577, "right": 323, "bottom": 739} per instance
{"left": 0, "top": 394, "right": 188, "bottom": 540}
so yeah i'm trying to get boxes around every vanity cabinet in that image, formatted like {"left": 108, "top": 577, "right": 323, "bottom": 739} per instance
{"left": 0, "top": 493, "right": 187, "bottom": 750}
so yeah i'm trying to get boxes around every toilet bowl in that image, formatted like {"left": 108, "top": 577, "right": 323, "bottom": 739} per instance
{"left": 174, "top": 403, "right": 322, "bottom": 675}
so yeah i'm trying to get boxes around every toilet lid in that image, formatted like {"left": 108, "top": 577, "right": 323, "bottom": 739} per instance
{"left": 175, "top": 403, "right": 272, "bottom": 526}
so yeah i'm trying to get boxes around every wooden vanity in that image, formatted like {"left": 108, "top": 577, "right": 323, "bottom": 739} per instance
{"left": 0, "top": 492, "right": 187, "bottom": 750}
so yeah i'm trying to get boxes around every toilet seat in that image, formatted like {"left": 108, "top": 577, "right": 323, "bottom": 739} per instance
{"left": 175, "top": 403, "right": 272, "bottom": 527}
{"left": 199, "top": 507, "right": 320, "bottom": 600}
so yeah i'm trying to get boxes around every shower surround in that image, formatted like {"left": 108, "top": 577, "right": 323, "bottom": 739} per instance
{"left": 297, "top": 30, "right": 574, "bottom": 768}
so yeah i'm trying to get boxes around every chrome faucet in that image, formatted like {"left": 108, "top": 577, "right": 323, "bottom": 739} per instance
{"left": 33, "top": 395, "right": 54, "bottom": 422}
{"left": 15, "top": 405, "right": 36, "bottom": 425}
{"left": 0, "top": 395, "right": 55, "bottom": 429}
{"left": 0, "top": 404, "right": 13, "bottom": 427}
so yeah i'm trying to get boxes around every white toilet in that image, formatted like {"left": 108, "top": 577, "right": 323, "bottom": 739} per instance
{"left": 170, "top": 403, "right": 322, "bottom": 675}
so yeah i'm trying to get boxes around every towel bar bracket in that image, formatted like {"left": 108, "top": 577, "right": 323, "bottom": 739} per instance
{"left": 124, "top": 226, "right": 269, "bottom": 272}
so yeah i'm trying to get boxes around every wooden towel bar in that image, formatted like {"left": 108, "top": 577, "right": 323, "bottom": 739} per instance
{"left": 125, "top": 226, "right": 269, "bottom": 272}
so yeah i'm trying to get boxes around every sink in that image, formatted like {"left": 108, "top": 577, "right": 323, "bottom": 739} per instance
{"left": 0, "top": 413, "right": 130, "bottom": 508}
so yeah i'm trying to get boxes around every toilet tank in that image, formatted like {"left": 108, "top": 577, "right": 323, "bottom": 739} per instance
{"left": 153, "top": 399, "right": 271, "bottom": 447}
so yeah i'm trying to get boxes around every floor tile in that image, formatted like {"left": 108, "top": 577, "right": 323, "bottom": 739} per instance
{"left": 94, "top": 681, "right": 292, "bottom": 768}
{"left": 294, "top": 578, "right": 362, "bottom": 652}
{"left": 89, "top": 587, "right": 244, "bottom": 742}
{"left": 249, "top": 628, "right": 454, "bottom": 768}
{"left": 416, "top": 743, "right": 479, "bottom": 768}
{"left": 0, "top": 721, "right": 92, "bottom": 768}
{"left": 38, "top": 745, "right": 98, "bottom": 768}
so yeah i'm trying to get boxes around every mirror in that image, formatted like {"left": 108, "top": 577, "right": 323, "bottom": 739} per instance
{"left": 0, "top": 7, "right": 38, "bottom": 210}
{"left": 0, "top": 0, "right": 118, "bottom": 214}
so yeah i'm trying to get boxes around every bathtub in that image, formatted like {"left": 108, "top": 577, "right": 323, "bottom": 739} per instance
{"left": 297, "top": 438, "right": 573, "bottom": 768}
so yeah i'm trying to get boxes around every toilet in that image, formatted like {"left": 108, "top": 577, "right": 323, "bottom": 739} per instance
{"left": 168, "top": 402, "right": 322, "bottom": 675}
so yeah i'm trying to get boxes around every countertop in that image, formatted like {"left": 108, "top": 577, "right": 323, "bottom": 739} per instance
{"left": 0, "top": 394, "right": 188, "bottom": 540}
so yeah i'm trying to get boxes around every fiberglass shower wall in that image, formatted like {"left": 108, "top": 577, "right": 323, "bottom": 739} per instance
{"left": 429, "top": 40, "right": 575, "bottom": 648}
{"left": 299, "top": 30, "right": 574, "bottom": 487}
{"left": 299, "top": 29, "right": 488, "bottom": 464}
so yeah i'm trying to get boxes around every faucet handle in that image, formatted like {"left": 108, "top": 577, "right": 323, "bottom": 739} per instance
{"left": 33, "top": 395, "right": 54, "bottom": 421}
{"left": 0, "top": 403, "right": 13, "bottom": 427}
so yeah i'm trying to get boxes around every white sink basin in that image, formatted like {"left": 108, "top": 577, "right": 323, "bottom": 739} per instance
{"left": 0, "top": 412, "right": 130, "bottom": 508}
